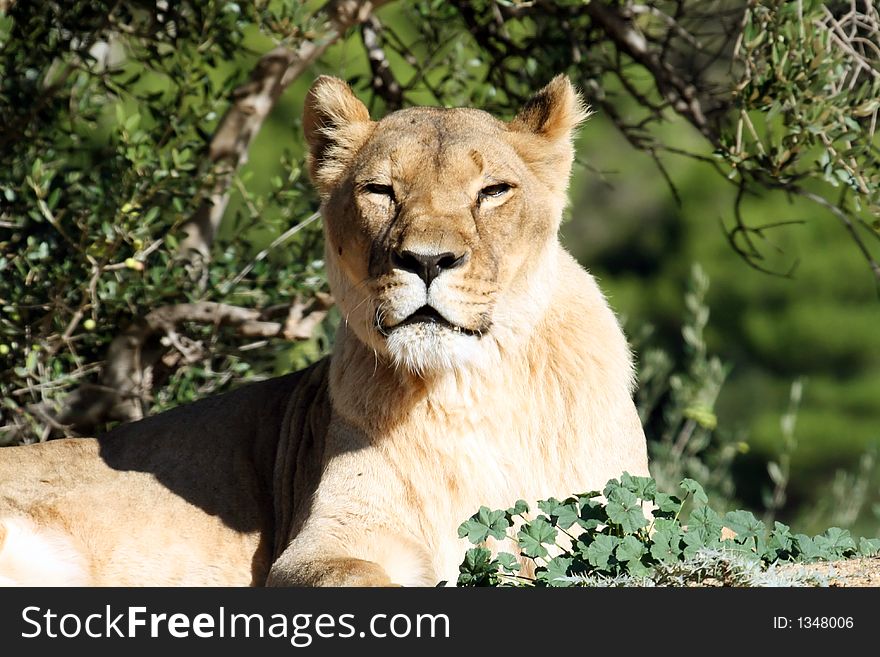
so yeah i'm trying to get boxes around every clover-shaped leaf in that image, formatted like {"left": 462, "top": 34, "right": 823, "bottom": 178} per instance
{"left": 538, "top": 555, "right": 574, "bottom": 587}
{"left": 538, "top": 497, "right": 580, "bottom": 530}
{"left": 585, "top": 534, "right": 620, "bottom": 570}
{"left": 680, "top": 478, "right": 708, "bottom": 505}
{"left": 620, "top": 472, "right": 657, "bottom": 502}
{"left": 605, "top": 487, "right": 648, "bottom": 533}
{"left": 458, "top": 506, "right": 510, "bottom": 544}
{"left": 517, "top": 517, "right": 557, "bottom": 559}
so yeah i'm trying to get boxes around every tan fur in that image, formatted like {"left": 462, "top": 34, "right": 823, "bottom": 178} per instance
{"left": 0, "top": 75, "right": 648, "bottom": 586}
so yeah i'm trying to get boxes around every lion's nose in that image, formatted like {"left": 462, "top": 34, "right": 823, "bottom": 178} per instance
{"left": 391, "top": 250, "right": 468, "bottom": 287}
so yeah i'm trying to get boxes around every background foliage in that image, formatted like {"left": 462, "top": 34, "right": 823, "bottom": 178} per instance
{"left": 1, "top": 0, "right": 878, "bottom": 538}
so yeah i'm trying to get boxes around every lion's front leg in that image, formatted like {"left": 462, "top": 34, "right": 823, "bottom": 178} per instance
{"left": 265, "top": 518, "right": 435, "bottom": 587}
{"left": 266, "top": 554, "right": 396, "bottom": 587}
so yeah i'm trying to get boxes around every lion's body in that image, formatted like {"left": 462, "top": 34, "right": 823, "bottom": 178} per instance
{"left": 0, "top": 76, "right": 648, "bottom": 586}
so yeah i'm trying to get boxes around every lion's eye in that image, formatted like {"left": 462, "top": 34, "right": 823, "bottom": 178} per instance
{"left": 477, "top": 183, "right": 511, "bottom": 204}
{"left": 363, "top": 183, "right": 395, "bottom": 199}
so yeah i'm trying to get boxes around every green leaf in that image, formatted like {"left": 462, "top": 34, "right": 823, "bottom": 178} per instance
{"left": 858, "top": 537, "right": 880, "bottom": 557}
{"left": 457, "top": 506, "right": 510, "bottom": 544}
{"left": 495, "top": 552, "right": 521, "bottom": 573}
{"left": 680, "top": 478, "right": 709, "bottom": 505}
{"left": 457, "top": 547, "right": 498, "bottom": 586}
{"left": 616, "top": 535, "right": 647, "bottom": 563}
{"left": 619, "top": 473, "right": 657, "bottom": 501}
{"left": 538, "top": 555, "right": 574, "bottom": 587}
{"left": 517, "top": 517, "right": 557, "bottom": 559}
{"left": 538, "top": 497, "right": 580, "bottom": 529}
{"left": 720, "top": 510, "right": 765, "bottom": 556}
{"left": 814, "top": 527, "right": 856, "bottom": 559}
{"left": 575, "top": 490, "right": 602, "bottom": 503}
{"left": 578, "top": 499, "right": 608, "bottom": 530}
{"left": 25, "top": 349, "right": 38, "bottom": 373}
{"left": 650, "top": 528, "right": 683, "bottom": 564}
{"left": 625, "top": 559, "right": 651, "bottom": 578}
{"left": 651, "top": 518, "right": 679, "bottom": 532}
{"left": 682, "top": 530, "right": 718, "bottom": 560}
{"left": 585, "top": 534, "right": 619, "bottom": 571}
{"left": 683, "top": 405, "right": 717, "bottom": 430}
{"left": 722, "top": 510, "right": 765, "bottom": 540}
{"left": 653, "top": 492, "right": 682, "bottom": 515}
{"left": 793, "top": 534, "right": 825, "bottom": 562}
{"left": 506, "top": 499, "right": 529, "bottom": 516}
{"left": 766, "top": 521, "right": 793, "bottom": 559}
{"left": 605, "top": 487, "right": 648, "bottom": 533}
{"left": 686, "top": 506, "right": 723, "bottom": 543}
{"left": 124, "top": 112, "right": 141, "bottom": 131}
{"left": 683, "top": 506, "right": 723, "bottom": 559}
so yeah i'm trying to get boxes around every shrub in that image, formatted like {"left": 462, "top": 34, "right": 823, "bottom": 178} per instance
{"left": 456, "top": 473, "right": 880, "bottom": 587}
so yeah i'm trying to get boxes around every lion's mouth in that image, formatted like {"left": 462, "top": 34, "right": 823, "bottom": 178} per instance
{"left": 383, "top": 305, "right": 480, "bottom": 336}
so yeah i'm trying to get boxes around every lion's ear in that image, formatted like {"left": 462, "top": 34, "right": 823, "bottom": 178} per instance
{"left": 509, "top": 74, "right": 591, "bottom": 143}
{"left": 303, "top": 76, "right": 374, "bottom": 194}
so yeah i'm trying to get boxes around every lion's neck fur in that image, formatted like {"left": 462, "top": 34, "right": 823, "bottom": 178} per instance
{"left": 321, "top": 245, "right": 645, "bottom": 581}
{"left": 327, "top": 245, "right": 640, "bottom": 502}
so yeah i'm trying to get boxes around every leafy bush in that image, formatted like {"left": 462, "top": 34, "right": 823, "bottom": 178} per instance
{"left": 0, "top": 2, "right": 329, "bottom": 444}
{"left": 456, "top": 473, "right": 880, "bottom": 587}
{"left": 634, "top": 264, "right": 738, "bottom": 503}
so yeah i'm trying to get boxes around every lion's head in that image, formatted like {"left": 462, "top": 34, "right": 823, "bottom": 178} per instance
{"left": 303, "top": 75, "right": 589, "bottom": 375}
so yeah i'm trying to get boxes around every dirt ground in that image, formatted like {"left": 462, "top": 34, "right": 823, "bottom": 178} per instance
{"left": 778, "top": 556, "right": 880, "bottom": 587}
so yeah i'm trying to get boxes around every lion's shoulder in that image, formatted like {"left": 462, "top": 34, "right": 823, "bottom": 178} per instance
{"left": 99, "top": 356, "right": 332, "bottom": 467}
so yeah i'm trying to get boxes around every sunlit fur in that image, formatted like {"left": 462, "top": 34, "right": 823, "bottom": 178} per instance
{"left": 279, "top": 74, "right": 649, "bottom": 583}
{"left": 0, "top": 76, "right": 648, "bottom": 587}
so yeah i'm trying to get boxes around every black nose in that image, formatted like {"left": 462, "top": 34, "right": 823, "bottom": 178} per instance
{"left": 391, "top": 250, "right": 468, "bottom": 287}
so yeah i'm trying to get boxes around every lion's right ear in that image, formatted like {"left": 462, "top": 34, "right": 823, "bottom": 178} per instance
{"left": 303, "top": 76, "right": 374, "bottom": 195}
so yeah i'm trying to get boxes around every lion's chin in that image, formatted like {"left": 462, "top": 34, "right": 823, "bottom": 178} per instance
{"left": 384, "top": 323, "right": 485, "bottom": 375}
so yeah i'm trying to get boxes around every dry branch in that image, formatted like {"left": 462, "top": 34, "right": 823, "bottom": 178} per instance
{"left": 50, "top": 296, "right": 333, "bottom": 434}
{"left": 361, "top": 15, "right": 404, "bottom": 111}
{"left": 583, "top": 1, "right": 715, "bottom": 144}
{"left": 178, "top": 0, "right": 391, "bottom": 260}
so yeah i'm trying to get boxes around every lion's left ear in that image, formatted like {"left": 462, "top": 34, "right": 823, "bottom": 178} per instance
{"left": 508, "top": 75, "right": 591, "bottom": 197}
{"left": 303, "top": 76, "right": 374, "bottom": 194}
{"left": 509, "top": 74, "right": 591, "bottom": 143}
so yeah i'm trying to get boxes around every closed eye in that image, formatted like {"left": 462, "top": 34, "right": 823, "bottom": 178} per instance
{"left": 477, "top": 183, "right": 512, "bottom": 204}
{"left": 363, "top": 183, "right": 395, "bottom": 199}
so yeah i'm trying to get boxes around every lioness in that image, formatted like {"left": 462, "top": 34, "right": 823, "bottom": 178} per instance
{"left": 0, "top": 75, "right": 648, "bottom": 586}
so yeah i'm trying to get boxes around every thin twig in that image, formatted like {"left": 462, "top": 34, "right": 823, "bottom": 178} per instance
{"left": 797, "top": 188, "right": 880, "bottom": 284}
{"left": 221, "top": 210, "right": 321, "bottom": 293}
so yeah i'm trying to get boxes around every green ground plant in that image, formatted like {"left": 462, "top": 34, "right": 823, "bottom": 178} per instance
{"left": 456, "top": 473, "right": 880, "bottom": 587}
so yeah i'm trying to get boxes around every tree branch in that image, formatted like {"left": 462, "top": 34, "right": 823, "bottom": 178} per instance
{"left": 48, "top": 296, "right": 334, "bottom": 434}
{"left": 584, "top": 1, "right": 716, "bottom": 145}
{"left": 361, "top": 15, "right": 404, "bottom": 111}
{"left": 177, "top": 0, "right": 391, "bottom": 261}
